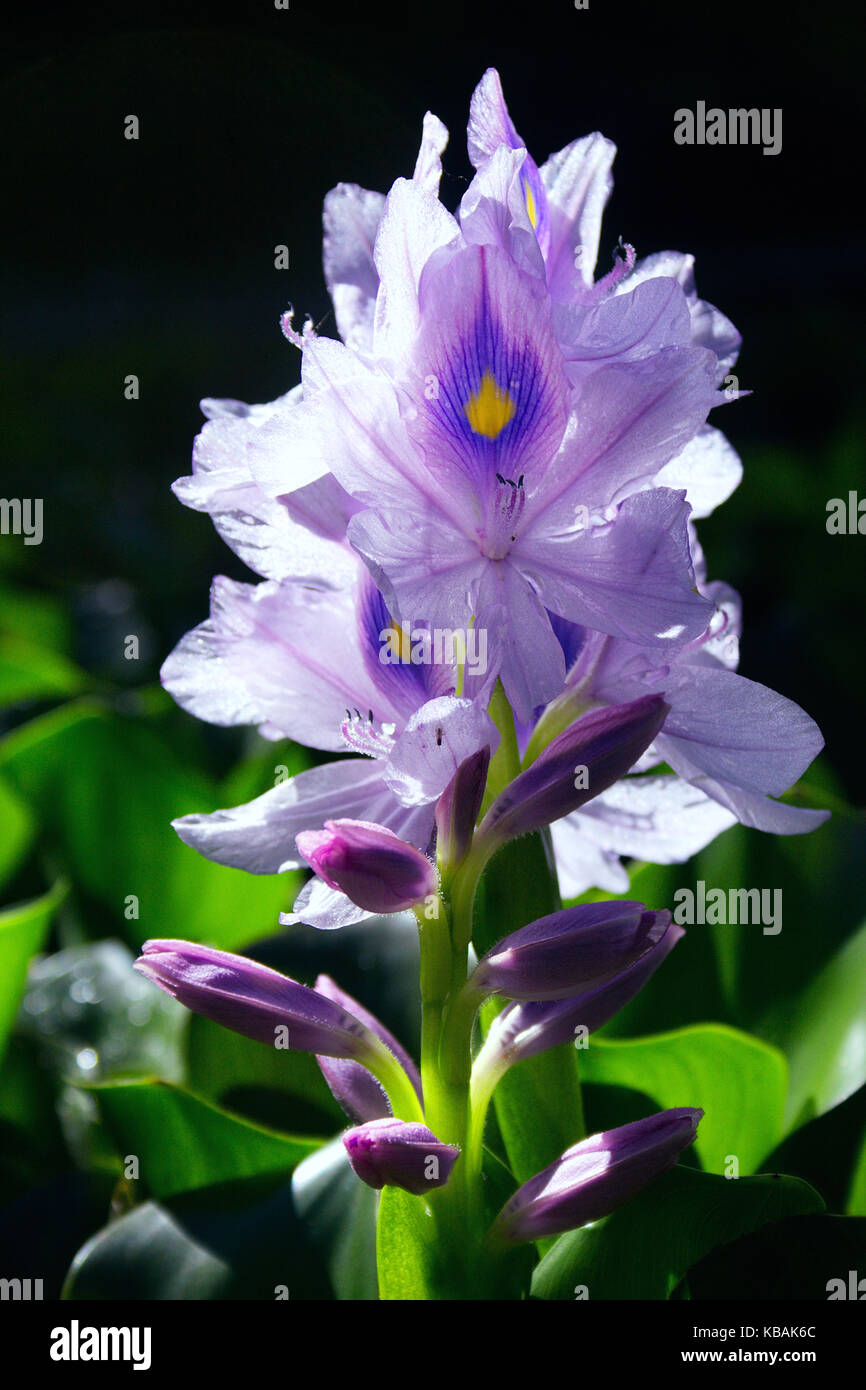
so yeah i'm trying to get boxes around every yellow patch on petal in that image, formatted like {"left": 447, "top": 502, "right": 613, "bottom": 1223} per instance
{"left": 464, "top": 369, "right": 517, "bottom": 440}
{"left": 524, "top": 180, "right": 538, "bottom": 230}
{"left": 386, "top": 620, "right": 412, "bottom": 662}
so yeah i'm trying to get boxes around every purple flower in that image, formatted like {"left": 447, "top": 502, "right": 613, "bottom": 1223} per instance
{"left": 302, "top": 67, "right": 743, "bottom": 541}
{"left": 162, "top": 558, "right": 497, "bottom": 928}
{"left": 472, "top": 901, "right": 673, "bottom": 1002}
{"left": 296, "top": 818, "right": 437, "bottom": 914}
{"left": 135, "top": 940, "right": 390, "bottom": 1061}
{"left": 135, "top": 942, "right": 423, "bottom": 1121}
{"left": 539, "top": 583, "right": 829, "bottom": 897}
{"left": 260, "top": 247, "right": 718, "bottom": 719}
{"left": 475, "top": 920, "right": 684, "bottom": 1070}
{"left": 493, "top": 1108, "right": 702, "bottom": 1243}
{"left": 314, "top": 975, "right": 422, "bottom": 1123}
{"left": 478, "top": 694, "right": 668, "bottom": 845}
{"left": 434, "top": 745, "right": 491, "bottom": 866}
{"left": 343, "top": 1118, "right": 460, "bottom": 1195}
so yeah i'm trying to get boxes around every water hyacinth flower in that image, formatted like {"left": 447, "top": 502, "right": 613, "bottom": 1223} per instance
{"left": 477, "top": 693, "right": 668, "bottom": 848}
{"left": 536, "top": 586, "right": 829, "bottom": 897}
{"left": 476, "top": 919, "right": 684, "bottom": 1072}
{"left": 471, "top": 902, "right": 673, "bottom": 1002}
{"left": 492, "top": 1109, "right": 703, "bottom": 1243}
{"left": 314, "top": 974, "right": 422, "bottom": 1124}
{"left": 163, "top": 557, "right": 497, "bottom": 929}
{"left": 319, "top": 69, "right": 742, "bottom": 517}
{"left": 245, "top": 78, "right": 732, "bottom": 721}
{"left": 434, "top": 745, "right": 491, "bottom": 867}
{"left": 135, "top": 940, "right": 376, "bottom": 1057}
{"left": 296, "top": 818, "right": 438, "bottom": 914}
{"left": 343, "top": 1118, "right": 460, "bottom": 1195}
{"left": 255, "top": 263, "right": 719, "bottom": 720}
{"left": 144, "top": 65, "right": 833, "bottom": 1302}
{"left": 135, "top": 941, "right": 422, "bottom": 1120}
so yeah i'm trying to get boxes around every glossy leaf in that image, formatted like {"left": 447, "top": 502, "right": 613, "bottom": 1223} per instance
{"left": 293, "top": 1138, "right": 379, "bottom": 1300}
{"left": 0, "top": 637, "right": 87, "bottom": 706}
{"left": 531, "top": 1165, "right": 824, "bottom": 1300}
{"left": 0, "top": 774, "right": 34, "bottom": 893}
{"left": 763, "top": 918, "right": 866, "bottom": 1130}
{"left": 88, "top": 1078, "right": 321, "bottom": 1198}
{"left": 0, "top": 879, "right": 66, "bottom": 1063}
{"left": 62, "top": 1178, "right": 332, "bottom": 1300}
{"left": 0, "top": 701, "right": 296, "bottom": 949}
{"left": 582, "top": 1025, "right": 788, "bottom": 1175}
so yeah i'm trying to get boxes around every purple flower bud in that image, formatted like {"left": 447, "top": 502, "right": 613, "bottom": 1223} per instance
{"left": 483, "top": 919, "right": 684, "bottom": 1066}
{"left": 494, "top": 1108, "right": 702, "bottom": 1243}
{"left": 135, "top": 940, "right": 384, "bottom": 1061}
{"left": 478, "top": 695, "right": 669, "bottom": 844}
{"left": 296, "top": 818, "right": 437, "bottom": 914}
{"left": 343, "top": 1118, "right": 460, "bottom": 1195}
{"left": 314, "top": 975, "right": 423, "bottom": 1124}
{"left": 472, "top": 901, "right": 673, "bottom": 1001}
{"left": 435, "top": 745, "right": 491, "bottom": 866}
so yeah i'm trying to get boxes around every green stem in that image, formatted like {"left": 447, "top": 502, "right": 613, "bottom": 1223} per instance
{"left": 479, "top": 679, "right": 522, "bottom": 816}
{"left": 521, "top": 689, "right": 594, "bottom": 768}
{"left": 366, "top": 1036, "right": 425, "bottom": 1123}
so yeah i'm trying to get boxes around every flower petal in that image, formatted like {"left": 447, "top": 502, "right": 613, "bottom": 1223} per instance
{"left": 323, "top": 182, "right": 386, "bottom": 351}
{"left": 383, "top": 696, "right": 498, "bottom": 806}
{"left": 655, "top": 425, "right": 743, "bottom": 519}
{"left": 540, "top": 132, "right": 616, "bottom": 294}
{"left": 161, "top": 574, "right": 404, "bottom": 752}
{"left": 372, "top": 177, "right": 461, "bottom": 362}
{"left": 552, "top": 775, "right": 737, "bottom": 897}
{"left": 172, "top": 758, "right": 435, "bottom": 874}
{"left": 525, "top": 489, "right": 714, "bottom": 651}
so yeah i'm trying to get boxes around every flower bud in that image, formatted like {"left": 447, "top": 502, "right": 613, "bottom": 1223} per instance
{"left": 296, "top": 819, "right": 437, "bottom": 914}
{"left": 479, "top": 919, "right": 683, "bottom": 1067}
{"left": 314, "top": 975, "right": 422, "bottom": 1124}
{"left": 435, "top": 745, "right": 491, "bottom": 866}
{"left": 136, "top": 940, "right": 384, "bottom": 1061}
{"left": 472, "top": 901, "right": 673, "bottom": 1001}
{"left": 493, "top": 1108, "right": 702, "bottom": 1243}
{"left": 478, "top": 695, "right": 668, "bottom": 844}
{"left": 343, "top": 1118, "right": 460, "bottom": 1195}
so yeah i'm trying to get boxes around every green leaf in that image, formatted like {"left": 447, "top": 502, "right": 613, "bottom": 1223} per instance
{"left": 377, "top": 1185, "right": 443, "bottom": 1300}
{"left": 293, "top": 1138, "right": 379, "bottom": 1300}
{"left": 763, "top": 918, "right": 866, "bottom": 1130}
{"left": 62, "top": 1178, "right": 333, "bottom": 1300}
{"left": 0, "top": 637, "right": 87, "bottom": 706}
{"left": 0, "top": 773, "right": 34, "bottom": 893}
{"left": 188, "top": 1012, "right": 345, "bottom": 1133}
{"left": 376, "top": 1148, "right": 531, "bottom": 1301}
{"left": 848, "top": 1128, "right": 866, "bottom": 1215}
{"left": 0, "top": 701, "right": 296, "bottom": 949}
{"left": 0, "top": 879, "right": 66, "bottom": 1063}
{"left": 88, "top": 1078, "right": 321, "bottom": 1198}
{"left": 0, "top": 584, "right": 75, "bottom": 654}
{"left": 582, "top": 1025, "right": 788, "bottom": 1175}
{"left": 531, "top": 1165, "right": 824, "bottom": 1300}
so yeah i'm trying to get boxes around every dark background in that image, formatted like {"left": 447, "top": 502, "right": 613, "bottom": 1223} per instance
{"left": 2, "top": 0, "right": 864, "bottom": 787}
